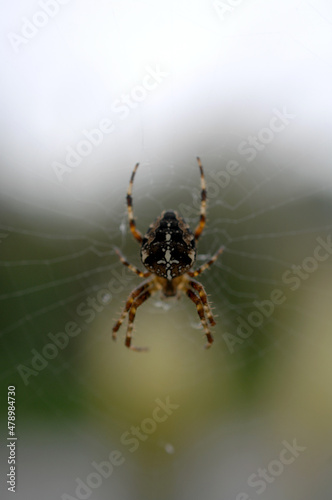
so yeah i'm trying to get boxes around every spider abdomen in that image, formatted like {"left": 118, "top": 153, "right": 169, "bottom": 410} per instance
{"left": 140, "top": 210, "right": 196, "bottom": 280}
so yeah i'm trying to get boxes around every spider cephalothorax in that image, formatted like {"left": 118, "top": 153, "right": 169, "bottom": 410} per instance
{"left": 112, "top": 158, "right": 224, "bottom": 351}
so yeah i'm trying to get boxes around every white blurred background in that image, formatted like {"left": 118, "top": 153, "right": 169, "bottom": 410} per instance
{"left": 1, "top": 0, "right": 332, "bottom": 206}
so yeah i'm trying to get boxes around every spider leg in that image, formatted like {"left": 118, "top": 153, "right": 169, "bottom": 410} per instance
{"left": 193, "top": 157, "right": 207, "bottom": 241}
{"left": 188, "top": 245, "right": 224, "bottom": 277}
{"left": 114, "top": 247, "right": 150, "bottom": 278}
{"left": 187, "top": 278, "right": 216, "bottom": 327}
{"left": 186, "top": 288, "right": 214, "bottom": 349}
{"left": 125, "top": 288, "right": 155, "bottom": 352}
{"left": 112, "top": 279, "right": 152, "bottom": 339}
{"left": 127, "top": 162, "right": 143, "bottom": 244}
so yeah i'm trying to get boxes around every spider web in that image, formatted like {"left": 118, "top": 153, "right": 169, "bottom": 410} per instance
{"left": 1, "top": 145, "right": 331, "bottom": 396}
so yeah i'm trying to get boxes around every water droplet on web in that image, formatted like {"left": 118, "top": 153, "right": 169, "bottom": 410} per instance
{"left": 197, "top": 253, "right": 210, "bottom": 261}
{"left": 119, "top": 222, "right": 126, "bottom": 236}
{"left": 164, "top": 443, "right": 175, "bottom": 454}
{"left": 101, "top": 293, "right": 111, "bottom": 304}
{"left": 154, "top": 300, "right": 172, "bottom": 311}
{"left": 190, "top": 320, "right": 202, "bottom": 330}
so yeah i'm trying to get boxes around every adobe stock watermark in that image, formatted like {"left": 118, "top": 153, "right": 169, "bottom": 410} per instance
{"left": 52, "top": 118, "right": 114, "bottom": 182}
{"left": 238, "top": 107, "right": 296, "bottom": 162}
{"left": 109, "top": 64, "right": 169, "bottom": 121}
{"left": 234, "top": 439, "right": 306, "bottom": 499}
{"left": 223, "top": 234, "right": 332, "bottom": 352}
{"left": 8, "top": 0, "right": 72, "bottom": 53}
{"left": 213, "top": 0, "right": 245, "bottom": 21}
{"left": 61, "top": 397, "right": 179, "bottom": 500}
{"left": 53, "top": 64, "right": 170, "bottom": 182}
{"left": 178, "top": 106, "right": 296, "bottom": 218}
{"left": 16, "top": 258, "right": 137, "bottom": 385}
{"left": 178, "top": 159, "right": 244, "bottom": 219}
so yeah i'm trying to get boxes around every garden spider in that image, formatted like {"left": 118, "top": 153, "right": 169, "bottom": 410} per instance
{"left": 112, "top": 157, "right": 224, "bottom": 351}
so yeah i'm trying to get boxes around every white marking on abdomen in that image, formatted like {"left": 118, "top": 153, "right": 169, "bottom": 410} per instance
{"left": 141, "top": 249, "right": 149, "bottom": 261}
{"left": 188, "top": 249, "right": 195, "bottom": 263}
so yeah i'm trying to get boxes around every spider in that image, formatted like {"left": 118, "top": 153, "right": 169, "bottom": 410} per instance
{"left": 112, "top": 157, "right": 224, "bottom": 351}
